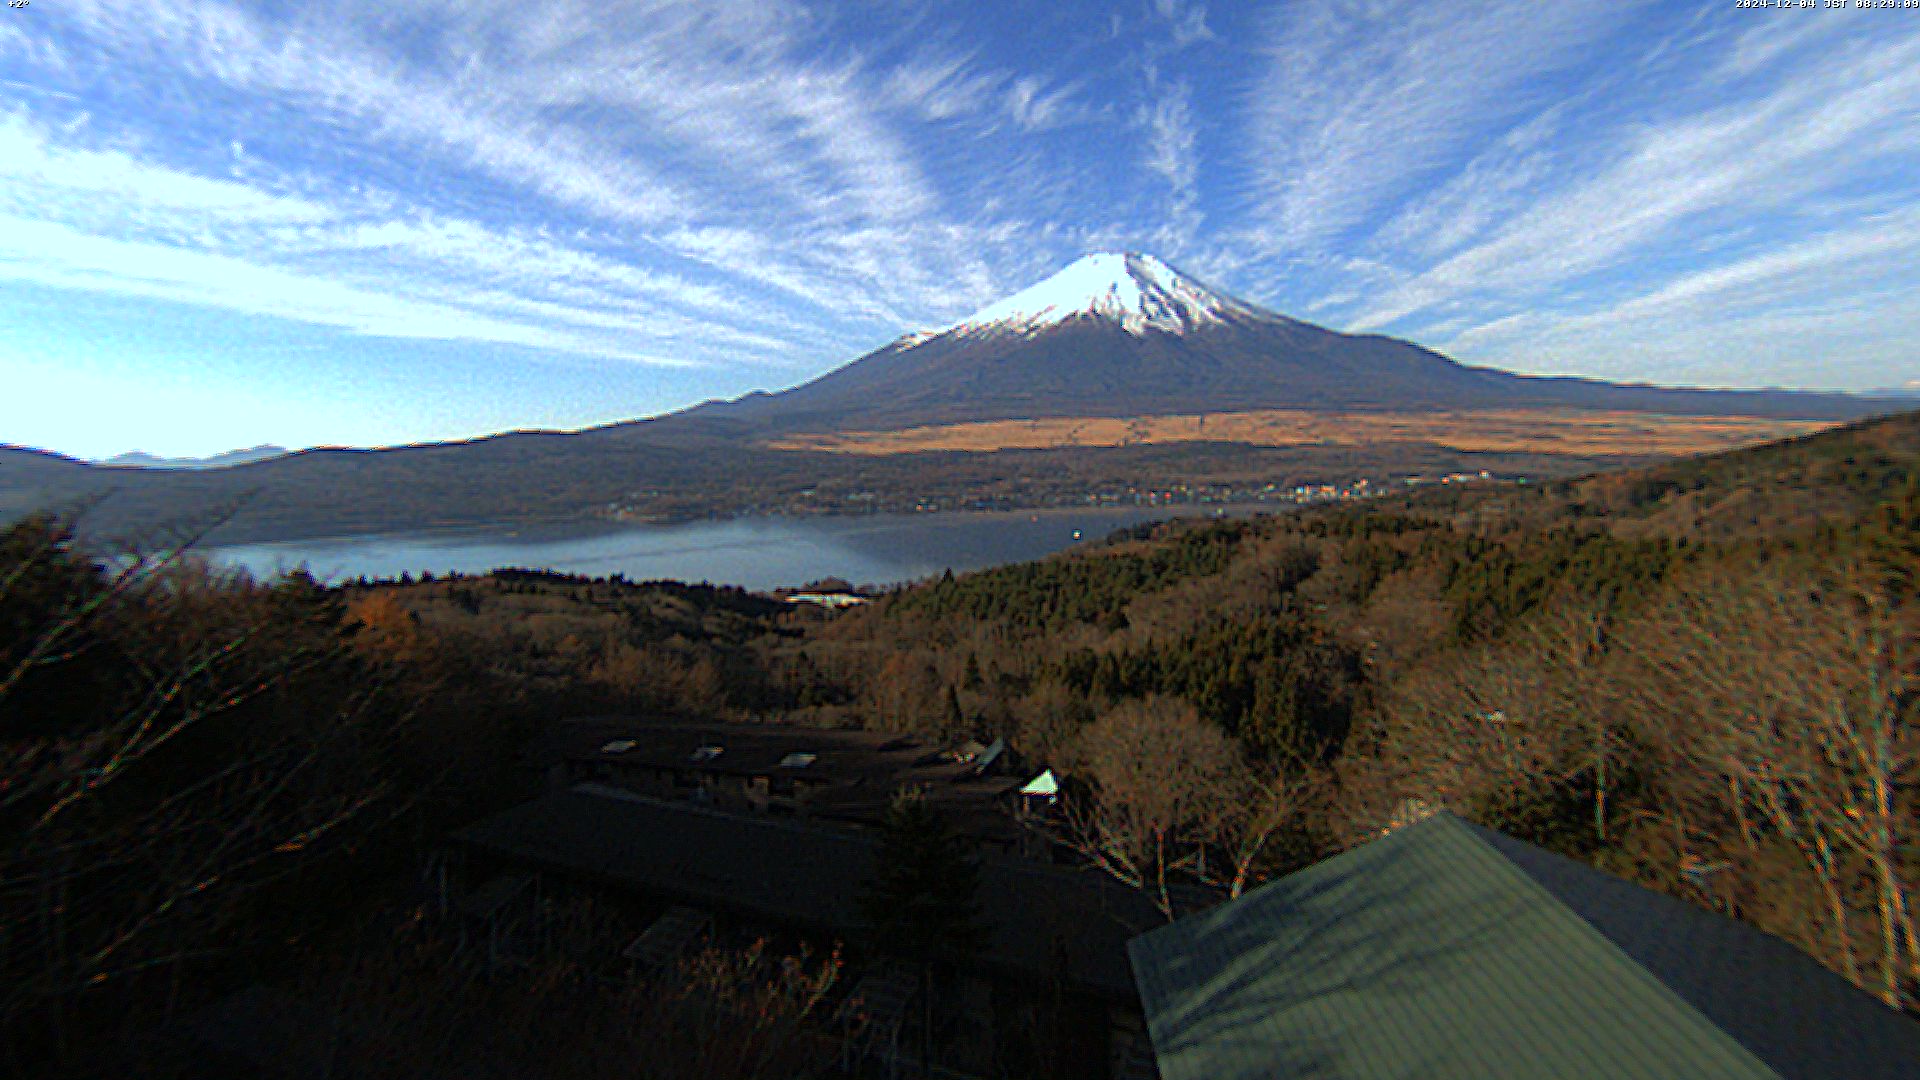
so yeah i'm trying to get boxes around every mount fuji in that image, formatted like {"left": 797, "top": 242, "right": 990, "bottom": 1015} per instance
{"left": 681, "top": 252, "right": 1878, "bottom": 437}
{"left": 936, "top": 251, "right": 1259, "bottom": 337}
{"left": 2, "top": 251, "right": 1900, "bottom": 543}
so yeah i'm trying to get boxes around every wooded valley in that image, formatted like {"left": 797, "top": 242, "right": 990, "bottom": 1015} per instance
{"left": 5, "top": 409, "right": 1919, "bottom": 1073}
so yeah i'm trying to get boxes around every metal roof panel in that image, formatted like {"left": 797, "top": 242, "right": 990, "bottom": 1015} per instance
{"left": 1129, "top": 813, "right": 1784, "bottom": 1080}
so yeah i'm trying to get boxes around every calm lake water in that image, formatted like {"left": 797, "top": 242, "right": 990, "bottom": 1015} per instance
{"left": 208, "top": 505, "right": 1273, "bottom": 591}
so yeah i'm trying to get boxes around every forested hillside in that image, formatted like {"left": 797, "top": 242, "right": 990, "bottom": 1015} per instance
{"left": 755, "top": 407, "right": 1920, "bottom": 1007}
{"left": 6, "top": 409, "right": 1918, "bottom": 1073}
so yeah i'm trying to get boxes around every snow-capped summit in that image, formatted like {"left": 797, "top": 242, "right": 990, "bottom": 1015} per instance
{"left": 943, "top": 252, "right": 1257, "bottom": 337}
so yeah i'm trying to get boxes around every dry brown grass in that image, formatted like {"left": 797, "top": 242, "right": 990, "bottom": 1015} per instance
{"left": 765, "top": 408, "right": 1839, "bottom": 458}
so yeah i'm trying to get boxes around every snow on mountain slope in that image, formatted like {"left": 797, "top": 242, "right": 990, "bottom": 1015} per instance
{"left": 940, "top": 252, "right": 1259, "bottom": 337}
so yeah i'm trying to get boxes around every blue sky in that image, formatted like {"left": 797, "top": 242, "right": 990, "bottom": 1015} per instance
{"left": 5, "top": 1, "right": 1919, "bottom": 459}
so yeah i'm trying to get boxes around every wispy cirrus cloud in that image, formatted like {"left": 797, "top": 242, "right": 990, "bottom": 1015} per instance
{"left": 1443, "top": 206, "right": 1920, "bottom": 389}
{"left": 1136, "top": 79, "right": 1202, "bottom": 252}
{"left": 1242, "top": 1, "right": 1635, "bottom": 250}
{"left": 0, "top": 214, "right": 705, "bottom": 363}
{"left": 3, "top": 0, "right": 1105, "bottom": 380}
{"left": 882, "top": 50, "right": 1014, "bottom": 123}
{"left": 1213, "top": 5, "right": 1920, "bottom": 392}
{"left": 1344, "top": 27, "right": 1920, "bottom": 345}
{"left": 1147, "top": 0, "right": 1215, "bottom": 49}
{"left": 0, "top": 108, "right": 822, "bottom": 365}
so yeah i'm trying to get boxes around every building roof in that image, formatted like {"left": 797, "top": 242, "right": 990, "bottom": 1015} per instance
{"left": 1127, "top": 812, "right": 1920, "bottom": 1080}
{"left": 454, "top": 787, "right": 1163, "bottom": 1000}
{"left": 556, "top": 718, "right": 927, "bottom": 783}
{"left": 551, "top": 718, "right": 1028, "bottom": 844}
{"left": 1021, "top": 769, "right": 1059, "bottom": 797}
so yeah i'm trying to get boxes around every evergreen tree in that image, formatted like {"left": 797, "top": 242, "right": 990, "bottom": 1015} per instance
{"left": 859, "top": 789, "right": 985, "bottom": 1074}
{"left": 861, "top": 789, "right": 985, "bottom": 963}
{"left": 944, "top": 683, "right": 967, "bottom": 738}
{"left": 962, "top": 651, "right": 984, "bottom": 692}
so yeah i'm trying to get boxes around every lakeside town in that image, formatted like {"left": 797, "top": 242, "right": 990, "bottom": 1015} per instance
{"left": 607, "top": 471, "right": 1505, "bottom": 522}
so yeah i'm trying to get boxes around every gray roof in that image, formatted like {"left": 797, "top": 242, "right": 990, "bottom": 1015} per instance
{"left": 553, "top": 718, "right": 1026, "bottom": 842}
{"left": 1128, "top": 812, "right": 1920, "bottom": 1080}
{"left": 454, "top": 787, "right": 1163, "bottom": 999}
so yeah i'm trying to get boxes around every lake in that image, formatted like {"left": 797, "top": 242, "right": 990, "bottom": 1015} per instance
{"left": 208, "top": 504, "right": 1274, "bottom": 591}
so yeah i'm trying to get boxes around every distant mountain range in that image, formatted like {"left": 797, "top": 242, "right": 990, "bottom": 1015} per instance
{"left": 1, "top": 252, "right": 1907, "bottom": 544}
{"left": 676, "top": 253, "right": 1884, "bottom": 436}
{"left": 102, "top": 445, "right": 290, "bottom": 470}
{"left": 1863, "top": 382, "right": 1920, "bottom": 400}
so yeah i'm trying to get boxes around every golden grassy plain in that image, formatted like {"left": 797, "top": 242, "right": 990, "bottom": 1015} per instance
{"left": 764, "top": 408, "right": 1841, "bottom": 458}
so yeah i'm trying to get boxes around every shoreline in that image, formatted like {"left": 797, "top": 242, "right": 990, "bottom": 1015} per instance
{"left": 200, "top": 502, "right": 1295, "bottom": 592}
{"left": 200, "top": 495, "right": 1308, "bottom": 550}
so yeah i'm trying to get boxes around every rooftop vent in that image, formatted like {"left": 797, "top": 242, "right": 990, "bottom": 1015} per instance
{"left": 779, "top": 752, "right": 817, "bottom": 769}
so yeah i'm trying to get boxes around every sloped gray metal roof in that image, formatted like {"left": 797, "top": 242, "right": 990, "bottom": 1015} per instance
{"left": 454, "top": 787, "right": 1161, "bottom": 999}
{"left": 1129, "top": 812, "right": 1920, "bottom": 1080}
{"left": 1468, "top": 822, "right": 1920, "bottom": 1080}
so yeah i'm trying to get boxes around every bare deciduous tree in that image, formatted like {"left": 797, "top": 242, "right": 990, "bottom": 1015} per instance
{"left": 1616, "top": 565, "right": 1919, "bottom": 1008}
{"left": 0, "top": 516, "right": 407, "bottom": 1066}
{"left": 1209, "top": 758, "right": 1322, "bottom": 900}
{"left": 1059, "top": 695, "right": 1245, "bottom": 918}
